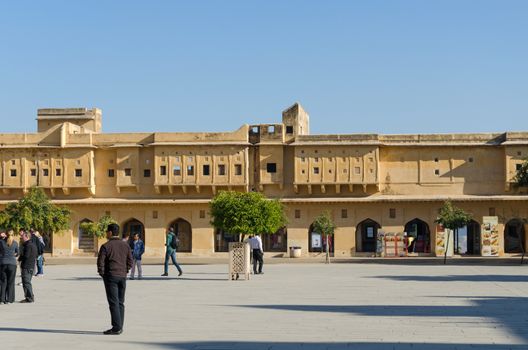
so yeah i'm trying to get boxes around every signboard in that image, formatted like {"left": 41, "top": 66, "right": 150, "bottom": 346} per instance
{"left": 482, "top": 216, "right": 499, "bottom": 257}
{"left": 435, "top": 224, "right": 453, "bottom": 257}
{"left": 311, "top": 232, "right": 322, "bottom": 249}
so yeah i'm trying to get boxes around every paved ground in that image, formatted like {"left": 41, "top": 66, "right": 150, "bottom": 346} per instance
{"left": 1, "top": 262, "right": 528, "bottom": 350}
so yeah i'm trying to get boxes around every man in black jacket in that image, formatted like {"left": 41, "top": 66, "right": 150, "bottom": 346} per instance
{"left": 97, "top": 223, "right": 133, "bottom": 335}
{"left": 18, "top": 231, "right": 38, "bottom": 303}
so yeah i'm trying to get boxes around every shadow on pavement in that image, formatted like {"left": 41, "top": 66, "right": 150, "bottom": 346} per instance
{"left": 128, "top": 341, "right": 527, "bottom": 349}
{"left": 0, "top": 327, "right": 101, "bottom": 335}
{"left": 55, "top": 276, "right": 225, "bottom": 282}
{"left": 368, "top": 275, "right": 528, "bottom": 283}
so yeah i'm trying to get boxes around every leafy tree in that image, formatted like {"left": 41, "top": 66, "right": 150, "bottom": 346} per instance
{"left": 210, "top": 191, "right": 286, "bottom": 243}
{"left": 312, "top": 211, "right": 336, "bottom": 264}
{"left": 435, "top": 201, "right": 471, "bottom": 264}
{"left": 79, "top": 215, "right": 118, "bottom": 239}
{"left": 513, "top": 159, "right": 528, "bottom": 187}
{"left": 0, "top": 187, "right": 71, "bottom": 235}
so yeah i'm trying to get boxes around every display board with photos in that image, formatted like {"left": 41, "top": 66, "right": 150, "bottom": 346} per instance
{"left": 481, "top": 216, "right": 499, "bottom": 256}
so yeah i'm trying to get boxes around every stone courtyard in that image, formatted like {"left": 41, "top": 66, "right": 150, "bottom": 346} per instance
{"left": 1, "top": 262, "right": 527, "bottom": 349}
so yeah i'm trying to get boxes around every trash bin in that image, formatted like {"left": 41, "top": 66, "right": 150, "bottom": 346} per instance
{"left": 289, "top": 246, "right": 302, "bottom": 258}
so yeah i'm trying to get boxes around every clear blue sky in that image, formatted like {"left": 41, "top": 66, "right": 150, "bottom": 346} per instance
{"left": 0, "top": 1, "right": 526, "bottom": 134}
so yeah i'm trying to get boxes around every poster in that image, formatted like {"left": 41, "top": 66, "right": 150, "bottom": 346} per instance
{"left": 367, "top": 227, "right": 374, "bottom": 238}
{"left": 435, "top": 224, "right": 453, "bottom": 257}
{"left": 311, "top": 232, "right": 322, "bottom": 249}
{"left": 482, "top": 216, "right": 499, "bottom": 256}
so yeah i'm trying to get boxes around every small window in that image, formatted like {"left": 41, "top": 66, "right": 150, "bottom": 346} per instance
{"left": 11, "top": 160, "right": 15, "bottom": 165}
{"left": 75, "top": 169, "right": 83, "bottom": 177}
{"left": 235, "top": 164, "right": 242, "bottom": 176}
{"left": 124, "top": 168, "right": 132, "bottom": 177}
{"left": 218, "top": 164, "right": 226, "bottom": 176}
{"left": 389, "top": 208, "right": 396, "bottom": 219}
{"left": 517, "top": 151, "right": 522, "bottom": 156}
{"left": 434, "top": 158, "right": 439, "bottom": 163}
{"left": 188, "top": 156, "right": 194, "bottom": 162}
{"left": 152, "top": 210, "right": 158, "bottom": 219}
{"left": 199, "top": 210, "right": 206, "bottom": 219}
{"left": 516, "top": 164, "right": 522, "bottom": 171}
{"left": 489, "top": 207, "right": 496, "bottom": 216}
{"left": 173, "top": 165, "right": 181, "bottom": 176}
{"left": 329, "top": 169, "right": 332, "bottom": 174}
{"left": 314, "top": 157, "right": 319, "bottom": 162}
{"left": 175, "top": 156, "right": 181, "bottom": 163}
{"left": 341, "top": 209, "right": 348, "bottom": 219}
{"left": 313, "top": 167, "right": 320, "bottom": 174}
{"left": 266, "top": 163, "right": 277, "bottom": 173}
{"left": 434, "top": 169, "right": 440, "bottom": 176}
{"left": 315, "top": 150, "right": 318, "bottom": 154}
{"left": 30, "top": 169, "right": 37, "bottom": 177}
{"left": 76, "top": 160, "right": 81, "bottom": 165}
{"left": 286, "top": 126, "right": 294, "bottom": 134}
{"left": 160, "top": 166, "right": 167, "bottom": 176}
{"left": 268, "top": 125, "right": 275, "bottom": 134}
{"left": 187, "top": 165, "right": 194, "bottom": 176}
{"left": 43, "top": 169, "right": 49, "bottom": 177}
{"left": 369, "top": 169, "right": 373, "bottom": 174}
{"left": 301, "top": 157, "right": 306, "bottom": 162}
{"left": 468, "top": 157, "right": 474, "bottom": 163}
{"left": 144, "top": 169, "right": 151, "bottom": 177}
{"left": 294, "top": 209, "right": 301, "bottom": 219}
{"left": 354, "top": 167, "right": 361, "bottom": 175}
{"left": 108, "top": 169, "right": 115, "bottom": 178}
{"left": 301, "top": 169, "right": 306, "bottom": 174}
{"left": 55, "top": 168, "right": 61, "bottom": 177}
{"left": 343, "top": 169, "right": 348, "bottom": 174}
{"left": 203, "top": 164, "right": 210, "bottom": 176}
{"left": 369, "top": 157, "right": 374, "bottom": 162}
{"left": 251, "top": 126, "right": 259, "bottom": 134}
{"left": 10, "top": 169, "right": 16, "bottom": 177}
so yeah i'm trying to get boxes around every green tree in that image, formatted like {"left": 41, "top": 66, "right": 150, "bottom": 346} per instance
{"left": 513, "top": 159, "right": 528, "bottom": 187}
{"left": 435, "top": 201, "right": 472, "bottom": 264}
{"left": 210, "top": 191, "right": 286, "bottom": 243}
{"left": 79, "top": 215, "right": 118, "bottom": 239}
{"left": 0, "top": 187, "right": 71, "bottom": 235}
{"left": 312, "top": 211, "right": 336, "bottom": 264}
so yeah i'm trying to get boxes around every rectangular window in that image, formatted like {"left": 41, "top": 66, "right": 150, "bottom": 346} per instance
{"left": 313, "top": 167, "right": 320, "bottom": 174}
{"left": 295, "top": 209, "right": 301, "bottom": 219}
{"left": 152, "top": 210, "right": 158, "bottom": 219}
{"left": 187, "top": 165, "right": 194, "bottom": 176}
{"left": 124, "top": 168, "right": 132, "bottom": 177}
{"left": 30, "top": 168, "right": 37, "bottom": 177}
{"left": 354, "top": 167, "right": 361, "bottom": 175}
{"left": 56, "top": 168, "right": 61, "bottom": 177}
{"left": 160, "top": 165, "right": 167, "bottom": 176}
{"left": 266, "top": 163, "right": 277, "bottom": 173}
{"left": 173, "top": 165, "right": 181, "bottom": 176}
{"left": 11, "top": 160, "right": 15, "bottom": 165}
{"left": 218, "top": 164, "right": 226, "bottom": 176}
{"left": 434, "top": 169, "right": 440, "bottom": 176}
{"left": 489, "top": 207, "right": 496, "bottom": 216}
{"left": 286, "top": 126, "right": 294, "bottom": 134}
{"left": 144, "top": 169, "right": 151, "bottom": 177}
{"left": 75, "top": 169, "right": 82, "bottom": 177}
{"left": 389, "top": 208, "right": 396, "bottom": 219}
{"left": 341, "top": 209, "right": 348, "bottom": 219}
{"left": 201, "top": 164, "right": 210, "bottom": 176}
{"left": 199, "top": 210, "right": 206, "bottom": 219}
{"left": 235, "top": 164, "right": 242, "bottom": 176}
{"left": 516, "top": 164, "right": 522, "bottom": 171}
{"left": 10, "top": 169, "right": 17, "bottom": 177}
{"left": 43, "top": 169, "right": 49, "bottom": 177}
{"left": 108, "top": 169, "right": 115, "bottom": 177}
{"left": 268, "top": 125, "right": 275, "bottom": 134}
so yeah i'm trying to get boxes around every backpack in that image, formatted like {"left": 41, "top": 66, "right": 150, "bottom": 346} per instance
{"left": 170, "top": 234, "right": 180, "bottom": 250}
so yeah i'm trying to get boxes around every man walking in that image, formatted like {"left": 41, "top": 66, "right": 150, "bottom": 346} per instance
{"left": 249, "top": 233, "right": 264, "bottom": 274}
{"left": 161, "top": 227, "right": 182, "bottom": 277}
{"left": 18, "top": 231, "right": 38, "bottom": 303}
{"left": 97, "top": 224, "right": 133, "bottom": 335}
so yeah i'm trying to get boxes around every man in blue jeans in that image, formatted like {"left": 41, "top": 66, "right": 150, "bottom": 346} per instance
{"left": 161, "top": 227, "right": 182, "bottom": 277}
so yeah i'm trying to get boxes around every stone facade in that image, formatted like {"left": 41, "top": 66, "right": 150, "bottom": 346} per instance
{"left": 0, "top": 104, "right": 527, "bottom": 257}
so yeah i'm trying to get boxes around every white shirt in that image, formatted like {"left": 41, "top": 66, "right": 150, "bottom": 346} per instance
{"left": 249, "top": 236, "right": 263, "bottom": 252}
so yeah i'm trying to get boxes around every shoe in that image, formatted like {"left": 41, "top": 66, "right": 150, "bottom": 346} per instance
{"left": 138, "top": 276, "right": 142, "bottom": 280}
{"left": 103, "top": 329, "right": 122, "bottom": 335}
{"left": 178, "top": 271, "right": 183, "bottom": 276}
{"left": 259, "top": 272, "right": 264, "bottom": 275}
{"left": 161, "top": 273, "right": 168, "bottom": 276}
{"left": 130, "top": 277, "right": 135, "bottom": 280}
{"left": 20, "top": 299, "right": 34, "bottom": 303}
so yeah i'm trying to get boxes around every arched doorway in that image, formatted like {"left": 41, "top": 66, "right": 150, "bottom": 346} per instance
{"left": 168, "top": 218, "right": 192, "bottom": 253}
{"left": 122, "top": 218, "right": 145, "bottom": 244}
{"left": 356, "top": 219, "right": 381, "bottom": 253}
{"left": 505, "top": 219, "right": 526, "bottom": 253}
{"left": 78, "top": 218, "right": 95, "bottom": 252}
{"left": 308, "top": 223, "right": 334, "bottom": 253}
{"left": 454, "top": 220, "right": 481, "bottom": 255}
{"left": 262, "top": 227, "right": 287, "bottom": 252}
{"left": 405, "top": 218, "right": 431, "bottom": 253}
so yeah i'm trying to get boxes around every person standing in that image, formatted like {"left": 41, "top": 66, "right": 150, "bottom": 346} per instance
{"left": 161, "top": 227, "right": 182, "bottom": 277}
{"left": 18, "top": 231, "right": 38, "bottom": 303}
{"left": 34, "top": 231, "right": 45, "bottom": 277}
{"left": 97, "top": 223, "right": 133, "bottom": 335}
{"left": 249, "top": 233, "right": 264, "bottom": 274}
{"left": 0, "top": 231, "right": 19, "bottom": 304}
{"left": 129, "top": 233, "right": 144, "bottom": 280}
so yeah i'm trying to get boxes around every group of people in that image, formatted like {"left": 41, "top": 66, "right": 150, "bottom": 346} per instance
{"left": 97, "top": 225, "right": 184, "bottom": 335}
{"left": 0, "top": 229, "right": 46, "bottom": 304}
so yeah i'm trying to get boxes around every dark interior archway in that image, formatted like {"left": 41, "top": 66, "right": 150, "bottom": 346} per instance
{"left": 122, "top": 218, "right": 145, "bottom": 245}
{"left": 404, "top": 218, "right": 431, "bottom": 253}
{"left": 505, "top": 219, "right": 526, "bottom": 254}
{"left": 355, "top": 219, "right": 381, "bottom": 253}
{"left": 78, "top": 218, "right": 95, "bottom": 252}
{"left": 262, "top": 227, "right": 287, "bottom": 252}
{"left": 168, "top": 218, "right": 192, "bottom": 253}
{"left": 308, "top": 223, "right": 334, "bottom": 253}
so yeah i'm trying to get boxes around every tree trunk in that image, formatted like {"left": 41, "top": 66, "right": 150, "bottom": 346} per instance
{"left": 444, "top": 229, "right": 451, "bottom": 265}
{"left": 325, "top": 233, "right": 330, "bottom": 264}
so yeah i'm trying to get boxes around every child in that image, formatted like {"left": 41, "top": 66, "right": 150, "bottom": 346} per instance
{"left": 129, "top": 233, "right": 145, "bottom": 280}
